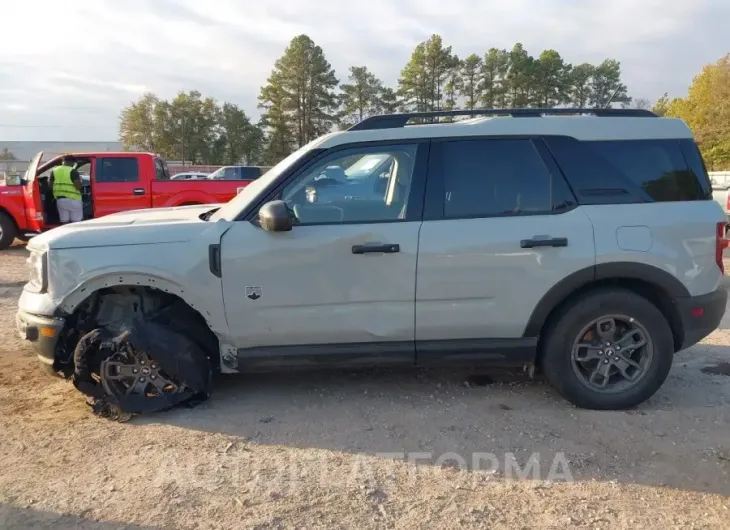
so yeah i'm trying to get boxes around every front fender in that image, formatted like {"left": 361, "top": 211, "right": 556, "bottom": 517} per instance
{"left": 55, "top": 270, "right": 224, "bottom": 336}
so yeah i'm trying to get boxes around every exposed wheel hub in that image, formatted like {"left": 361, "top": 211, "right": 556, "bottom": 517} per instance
{"left": 100, "top": 344, "right": 184, "bottom": 399}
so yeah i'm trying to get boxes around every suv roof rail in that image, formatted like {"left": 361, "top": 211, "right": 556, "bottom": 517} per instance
{"left": 348, "top": 107, "right": 658, "bottom": 131}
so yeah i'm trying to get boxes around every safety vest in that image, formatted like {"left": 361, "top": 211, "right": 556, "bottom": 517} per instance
{"left": 52, "top": 166, "right": 81, "bottom": 200}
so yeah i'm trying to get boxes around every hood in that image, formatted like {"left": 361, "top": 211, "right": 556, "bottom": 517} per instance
{"left": 29, "top": 204, "right": 222, "bottom": 251}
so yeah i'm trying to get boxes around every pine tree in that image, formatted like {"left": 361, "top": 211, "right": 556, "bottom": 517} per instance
{"left": 258, "top": 34, "right": 339, "bottom": 159}
{"left": 533, "top": 50, "right": 570, "bottom": 108}
{"left": 480, "top": 48, "right": 509, "bottom": 108}
{"left": 339, "top": 66, "right": 384, "bottom": 126}
{"left": 590, "top": 59, "right": 630, "bottom": 108}
{"left": 379, "top": 87, "right": 399, "bottom": 114}
{"left": 504, "top": 43, "right": 535, "bottom": 108}
{"left": 459, "top": 54, "right": 483, "bottom": 110}
{"left": 567, "top": 63, "right": 595, "bottom": 107}
{"left": 398, "top": 35, "right": 457, "bottom": 113}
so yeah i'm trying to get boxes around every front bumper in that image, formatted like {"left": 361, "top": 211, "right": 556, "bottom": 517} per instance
{"left": 676, "top": 287, "right": 727, "bottom": 350}
{"left": 16, "top": 310, "right": 65, "bottom": 366}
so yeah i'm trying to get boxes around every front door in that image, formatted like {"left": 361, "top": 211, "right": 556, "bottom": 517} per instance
{"left": 415, "top": 137, "right": 596, "bottom": 363}
{"left": 22, "top": 152, "right": 44, "bottom": 231}
{"left": 219, "top": 140, "right": 429, "bottom": 370}
{"left": 93, "top": 155, "right": 148, "bottom": 217}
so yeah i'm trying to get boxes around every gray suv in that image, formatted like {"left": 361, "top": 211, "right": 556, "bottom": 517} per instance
{"left": 17, "top": 108, "right": 727, "bottom": 413}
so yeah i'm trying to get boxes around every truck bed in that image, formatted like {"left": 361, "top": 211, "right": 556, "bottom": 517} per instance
{"left": 150, "top": 179, "right": 247, "bottom": 207}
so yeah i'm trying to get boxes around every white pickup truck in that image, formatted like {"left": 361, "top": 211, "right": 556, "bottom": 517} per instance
{"left": 710, "top": 171, "right": 730, "bottom": 230}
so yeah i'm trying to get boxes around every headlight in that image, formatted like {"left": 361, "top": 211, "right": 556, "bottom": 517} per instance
{"left": 26, "top": 251, "right": 47, "bottom": 292}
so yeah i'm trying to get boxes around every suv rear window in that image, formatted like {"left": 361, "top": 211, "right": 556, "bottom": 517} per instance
{"left": 587, "top": 140, "right": 708, "bottom": 202}
{"left": 543, "top": 137, "right": 711, "bottom": 203}
{"left": 97, "top": 157, "right": 139, "bottom": 183}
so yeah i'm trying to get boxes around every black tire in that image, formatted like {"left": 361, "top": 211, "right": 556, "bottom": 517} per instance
{"left": 0, "top": 211, "right": 18, "bottom": 250}
{"left": 39, "top": 361, "right": 73, "bottom": 378}
{"left": 541, "top": 288, "right": 674, "bottom": 410}
{"left": 74, "top": 323, "right": 212, "bottom": 415}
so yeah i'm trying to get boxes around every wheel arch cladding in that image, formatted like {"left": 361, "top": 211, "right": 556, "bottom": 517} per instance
{"left": 524, "top": 262, "right": 688, "bottom": 351}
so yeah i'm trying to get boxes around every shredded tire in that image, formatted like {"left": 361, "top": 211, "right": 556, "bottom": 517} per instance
{"left": 72, "top": 320, "right": 212, "bottom": 419}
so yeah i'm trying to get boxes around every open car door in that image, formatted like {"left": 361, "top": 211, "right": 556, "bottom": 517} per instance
{"left": 22, "top": 152, "right": 44, "bottom": 232}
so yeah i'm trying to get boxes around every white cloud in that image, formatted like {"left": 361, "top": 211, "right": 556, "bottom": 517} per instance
{"left": 1, "top": 0, "right": 728, "bottom": 141}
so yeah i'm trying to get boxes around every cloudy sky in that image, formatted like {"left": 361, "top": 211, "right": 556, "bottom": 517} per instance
{"left": 1, "top": 0, "right": 727, "bottom": 141}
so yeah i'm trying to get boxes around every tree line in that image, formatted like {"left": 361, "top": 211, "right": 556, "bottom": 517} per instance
{"left": 121, "top": 33, "right": 654, "bottom": 166}
{"left": 653, "top": 54, "right": 730, "bottom": 171}
{"left": 119, "top": 91, "right": 264, "bottom": 165}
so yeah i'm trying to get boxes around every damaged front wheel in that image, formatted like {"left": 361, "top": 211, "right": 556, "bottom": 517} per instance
{"left": 101, "top": 346, "right": 192, "bottom": 410}
{"left": 72, "top": 321, "right": 212, "bottom": 420}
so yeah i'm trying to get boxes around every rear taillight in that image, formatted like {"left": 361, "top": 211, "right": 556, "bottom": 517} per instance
{"left": 726, "top": 194, "right": 730, "bottom": 211}
{"left": 716, "top": 222, "right": 728, "bottom": 274}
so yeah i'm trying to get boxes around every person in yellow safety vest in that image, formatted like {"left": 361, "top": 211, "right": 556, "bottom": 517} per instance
{"left": 50, "top": 156, "right": 83, "bottom": 223}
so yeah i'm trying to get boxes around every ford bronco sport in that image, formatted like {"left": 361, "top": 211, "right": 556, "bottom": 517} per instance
{"left": 17, "top": 108, "right": 727, "bottom": 411}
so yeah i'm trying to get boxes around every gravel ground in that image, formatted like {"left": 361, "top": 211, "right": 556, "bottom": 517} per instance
{"left": 1, "top": 242, "right": 729, "bottom": 529}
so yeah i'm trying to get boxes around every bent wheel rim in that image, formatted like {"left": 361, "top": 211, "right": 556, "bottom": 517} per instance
{"left": 571, "top": 314, "right": 654, "bottom": 394}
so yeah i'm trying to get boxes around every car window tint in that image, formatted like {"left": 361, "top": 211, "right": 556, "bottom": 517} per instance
{"left": 587, "top": 140, "right": 705, "bottom": 202}
{"left": 281, "top": 144, "right": 418, "bottom": 224}
{"left": 97, "top": 158, "right": 139, "bottom": 183}
{"left": 154, "top": 159, "right": 167, "bottom": 180}
{"left": 240, "top": 167, "right": 261, "bottom": 180}
{"left": 441, "top": 139, "right": 558, "bottom": 218}
{"left": 224, "top": 167, "right": 239, "bottom": 179}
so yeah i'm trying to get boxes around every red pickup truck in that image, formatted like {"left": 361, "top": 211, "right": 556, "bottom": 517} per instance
{"left": 0, "top": 151, "right": 249, "bottom": 249}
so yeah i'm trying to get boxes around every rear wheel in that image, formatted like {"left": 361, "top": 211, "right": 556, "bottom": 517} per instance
{"left": 0, "top": 212, "right": 18, "bottom": 250}
{"left": 541, "top": 288, "right": 674, "bottom": 410}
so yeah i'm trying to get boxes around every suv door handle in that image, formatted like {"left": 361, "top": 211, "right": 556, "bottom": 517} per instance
{"left": 520, "top": 237, "right": 568, "bottom": 249}
{"left": 352, "top": 243, "right": 400, "bottom": 254}
{"left": 133, "top": 188, "right": 145, "bottom": 196}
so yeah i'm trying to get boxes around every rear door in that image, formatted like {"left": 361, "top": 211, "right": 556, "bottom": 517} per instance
{"left": 415, "top": 137, "right": 596, "bottom": 364}
{"left": 93, "top": 155, "right": 149, "bottom": 217}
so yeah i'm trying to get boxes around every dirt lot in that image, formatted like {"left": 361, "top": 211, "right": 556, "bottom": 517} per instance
{"left": 1, "top": 243, "right": 729, "bottom": 529}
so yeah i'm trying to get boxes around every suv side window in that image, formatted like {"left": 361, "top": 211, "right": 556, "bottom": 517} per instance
{"left": 97, "top": 157, "right": 140, "bottom": 183}
{"left": 281, "top": 144, "right": 419, "bottom": 224}
{"left": 439, "top": 138, "right": 574, "bottom": 218}
{"left": 543, "top": 137, "right": 709, "bottom": 203}
{"left": 588, "top": 140, "right": 706, "bottom": 202}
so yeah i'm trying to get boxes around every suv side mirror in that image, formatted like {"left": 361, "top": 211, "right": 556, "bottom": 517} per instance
{"left": 258, "top": 200, "right": 293, "bottom": 232}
